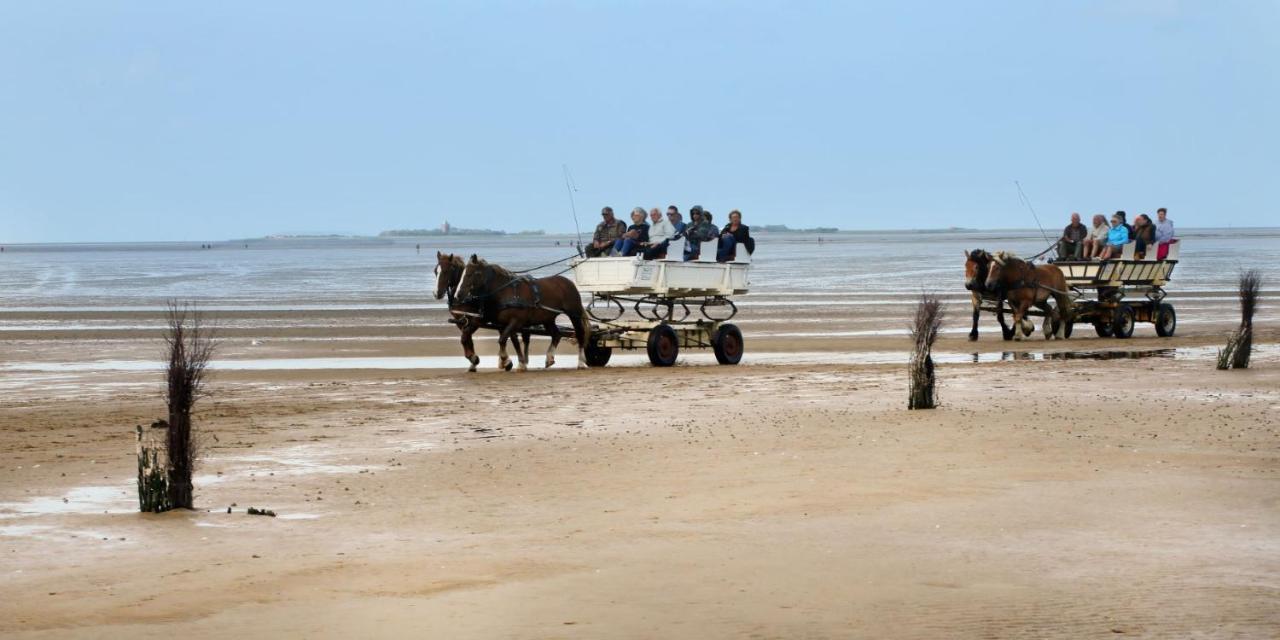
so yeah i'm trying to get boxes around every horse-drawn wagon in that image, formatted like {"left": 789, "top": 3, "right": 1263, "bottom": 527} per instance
{"left": 966, "top": 240, "right": 1181, "bottom": 341}
{"left": 434, "top": 235, "right": 750, "bottom": 370}
{"left": 572, "top": 236, "right": 751, "bottom": 367}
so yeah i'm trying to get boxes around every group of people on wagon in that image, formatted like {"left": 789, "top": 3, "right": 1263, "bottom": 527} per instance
{"left": 585, "top": 205, "right": 754, "bottom": 262}
{"left": 1056, "top": 208, "right": 1176, "bottom": 261}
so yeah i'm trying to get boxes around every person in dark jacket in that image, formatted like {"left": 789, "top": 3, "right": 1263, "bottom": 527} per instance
{"left": 587, "top": 207, "right": 627, "bottom": 257}
{"left": 683, "top": 206, "right": 719, "bottom": 260}
{"left": 716, "top": 210, "right": 754, "bottom": 262}
{"left": 1132, "top": 214, "right": 1156, "bottom": 258}
{"left": 610, "top": 207, "right": 650, "bottom": 256}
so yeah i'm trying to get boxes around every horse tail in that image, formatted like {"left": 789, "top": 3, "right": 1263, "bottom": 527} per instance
{"left": 551, "top": 275, "right": 592, "bottom": 348}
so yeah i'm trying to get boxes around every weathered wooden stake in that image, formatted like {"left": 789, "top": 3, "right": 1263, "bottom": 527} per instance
{"left": 136, "top": 302, "right": 215, "bottom": 513}
{"left": 136, "top": 421, "right": 173, "bottom": 513}
{"left": 909, "top": 294, "right": 945, "bottom": 410}
{"left": 1217, "top": 270, "right": 1260, "bottom": 370}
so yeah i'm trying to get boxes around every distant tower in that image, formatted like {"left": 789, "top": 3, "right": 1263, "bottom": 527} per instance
{"left": 442, "top": 220, "right": 451, "bottom": 235}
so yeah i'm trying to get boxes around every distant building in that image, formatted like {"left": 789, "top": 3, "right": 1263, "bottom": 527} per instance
{"left": 441, "top": 220, "right": 451, "bottom": 235}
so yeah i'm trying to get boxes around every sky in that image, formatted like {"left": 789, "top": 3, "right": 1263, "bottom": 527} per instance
{"left": 1, "top": 1, "right": 1277, "bottom": 243}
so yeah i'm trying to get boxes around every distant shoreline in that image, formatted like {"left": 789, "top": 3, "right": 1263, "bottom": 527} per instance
{"left": 2, "top": 227, "right": 1277, "bottom": 248}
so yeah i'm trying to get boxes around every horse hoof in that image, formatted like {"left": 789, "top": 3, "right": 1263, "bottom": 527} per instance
{"left": 516, "top": 365, "right": 527, "bottom": 373}
{"left": 968, "top": 334, "right": 978, "bottom": 342}
{"left": 545, "top": 359, "right": 555, "bottom": 369}
{"left": 502, "top": 360, "right": 513, "bottom": 371}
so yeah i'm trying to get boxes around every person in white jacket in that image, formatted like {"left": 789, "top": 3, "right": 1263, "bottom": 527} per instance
{"left": 641, "top": 207, "right": 677, "bottom": 259}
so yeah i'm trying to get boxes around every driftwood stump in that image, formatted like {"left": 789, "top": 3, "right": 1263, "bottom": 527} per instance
{"left": 136, "top": 421, "right": 173, "bottom": 513}
{"left": 1217, "top": 270, "right": 1260, "bottom": 370}
{"left": 908, "top": 294, "right": 945, "bottom": 410}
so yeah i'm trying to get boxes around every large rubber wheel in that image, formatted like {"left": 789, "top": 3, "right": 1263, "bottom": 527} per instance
{"left": 646, "top": 324, "right": 679, "bottom": 367}
{"left": 712, "top": 323, "right": 744, "bottom": 365}
{"left": 1154, "top": 303, "right": 1177, "bottom": 337}
{"left": 583, "top": 336, "right": 612, "bottom": 367}
{"left": 1111, "top": 304, "right": 1136, "bottom": 339}
{"left": 1093, "top": 321, "right": 1113, "bottom": 338}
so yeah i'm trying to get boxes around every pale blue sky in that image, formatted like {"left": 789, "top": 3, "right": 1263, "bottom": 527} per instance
{"left": 1, "top": 1, "right": 1277, "bottom": 242}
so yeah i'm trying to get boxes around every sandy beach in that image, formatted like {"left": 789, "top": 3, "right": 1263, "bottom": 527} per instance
{"left": 2, "top": 312, "right": 1278, "bottom": 638}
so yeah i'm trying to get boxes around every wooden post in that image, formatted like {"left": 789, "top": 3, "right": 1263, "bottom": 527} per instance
{"left": 136, "top": 422, "right": 173, "bottom": 513}
{"left": 1218, "top": 270, "right": 1260, "bottom": 370}
{"left": 908, "top": 294, "right": 945, "bottom": 410}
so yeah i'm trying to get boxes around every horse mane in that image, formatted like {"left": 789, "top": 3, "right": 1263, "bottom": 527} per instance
{"left": 475, "top": 259, "right": 518, "bottom": 282}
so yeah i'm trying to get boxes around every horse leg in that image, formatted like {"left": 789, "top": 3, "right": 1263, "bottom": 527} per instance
{"left": 460, "top": 322, "right": 481, "bottom": 372}
{"left": 1036, "top": 300, "right": 1056, "bottom": 340}
{"left": 544, "top": 322, "right": 560, "bottom": 368}
{"left": 498, "top": 319, "right": 520, "bottom": 371}
{"left": 516, "top": 328, "right": 530, "bottom": 372}
{"left": 1011, "top": 299, "right": 1027, "bottom": 342}
{"left": 969, "top": 292, "right": 980, "bottom": 341}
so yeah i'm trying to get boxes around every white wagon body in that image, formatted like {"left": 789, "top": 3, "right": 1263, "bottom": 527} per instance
{"left": 569, "top": 237, "right": 751, "bottom": 367}
{"left": 570, "top": 238, "right": 750, "bottom": 297}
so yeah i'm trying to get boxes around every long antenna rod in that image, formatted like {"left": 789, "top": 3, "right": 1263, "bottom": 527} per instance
{"left": 1015, "top": 180, "right": 1051, "bottom": 246}
{"left": 563, "top": 164, "right": 583, "bottom": 250}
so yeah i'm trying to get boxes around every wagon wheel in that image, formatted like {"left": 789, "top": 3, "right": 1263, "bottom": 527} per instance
{"left": 1093, "top": 320, "right": 1113, "bottom": 338}
{"left": 583, "top": 334, "right": 613, "bottom": 367}
{"left": 1110, "top": 304, "right": 1136, "bottom": 339}
{"left": 646, "top": 324, "right": 679, "bottom": 367}
{"left": 712, "top": 323, "right": 744, "bottom": 365}
{"left": 1154, "top": 303, "right": 1177, "bottom": 337}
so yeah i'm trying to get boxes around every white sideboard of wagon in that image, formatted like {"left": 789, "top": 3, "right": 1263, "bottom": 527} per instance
{"left": 570, "top": 238, "right": 750, "bottom": 297}
{"left": 569, "top": 237, "right": 751, "bottom": 367}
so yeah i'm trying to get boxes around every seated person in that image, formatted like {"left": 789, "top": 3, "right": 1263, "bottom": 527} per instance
{"left": 1131, "top": 214, "right": 1156, "bottom": 258}
{"left": 682, "top": 206, "right": 719, "bottom": 261}
{"left": 1057, "top": 212, "right": 1088, "bottom": 260}
{"left": 610, "top": 207, "right": 650, "bottom": 256}
{"left": 1154, "top": 207, "right": 1176, "bottom": 259}
{"left": 586, "top": 207, "right": 627, "bottom": 258}
{"left": 1098, "top": 213, "right": 1130, "bottom": 260}
{"left": 716, "top": 209, "right": 754, "bottom": 261}
{"left": 1082, "top": 214, "right": 1109, "bottom": 258}
{"left": 641, "top": 206, "right": 681, "bottom": 259}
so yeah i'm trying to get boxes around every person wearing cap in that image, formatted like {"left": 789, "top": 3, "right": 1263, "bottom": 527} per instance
{"left": 586, "top": 206, "right": 627, "bottom": 258}
{"left": 1056, "top": 212, "right": 1088, "bottom": 261}
{"left": 610, "top": 207, "right": 651, "bottom": 256}
{"left": 1100, "top": 212, "right": 1130, "bottom": 260}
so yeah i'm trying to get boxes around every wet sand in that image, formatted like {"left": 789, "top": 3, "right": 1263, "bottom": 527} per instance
{"left": 2, "top": 308, "right": 1279, "bottom": 638}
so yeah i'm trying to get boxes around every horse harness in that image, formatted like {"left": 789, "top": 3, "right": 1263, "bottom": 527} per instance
{"left": 458, "top": 265, "right": 567, "bottom": 316}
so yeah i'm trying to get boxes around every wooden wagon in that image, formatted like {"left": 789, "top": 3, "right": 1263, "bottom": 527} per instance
{"left": 571, "top": 237, "right": 751, "bottom": 366}
{"left": 977, "top": 240, "right": 1181, "bottom": 340}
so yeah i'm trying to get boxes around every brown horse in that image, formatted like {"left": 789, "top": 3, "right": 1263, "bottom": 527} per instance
{"left": 983, "top": 251, "right": 1073, "bottom": 341}
{"left": 454, "top": 255, "right": 591, "bottom": 371}
{"left": 963, "top": 249, "right": 1013, "bottom": 341}
{"left": 436, "top": 252, "right": 507, "bottom": 372}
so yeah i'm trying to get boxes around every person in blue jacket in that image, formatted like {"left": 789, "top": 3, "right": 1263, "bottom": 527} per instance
{"left": 1101, "top": 212, "right": 1130, "bottom": 260}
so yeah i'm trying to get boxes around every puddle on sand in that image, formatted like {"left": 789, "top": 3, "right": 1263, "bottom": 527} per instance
{"left": 2, "top": 344, "right": 1274, "bottom": 373}
{"left": 0, "top": 484, "right": 135, "bottom": 518}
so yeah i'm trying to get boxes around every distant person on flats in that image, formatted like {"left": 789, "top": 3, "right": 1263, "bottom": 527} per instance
{"left": 1100, "top": 213, "right": 1130, "bottom": 260}
{"left": 586, "top": 206, "right": 626, "bottom": 258}
{"left": 1083, "top": 214, "right": 1109, "bottom": 258}
{"left": 716, "top": 209, "right": 754, "bottom": 262}
{"left": 610, "top": 207, "right": 650, "bottom": 256}
{"left": 1057, "top": 212, "right": 1088, "bottom": 260}
{"left": 640, "top": 207, "right": 676, "bottom": 259}
{"left": 1132, "top": 214, "right": 1156, "bottom": 258}
{"left": 1154, "top": 207, "right": 1176, "bottom": 259}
